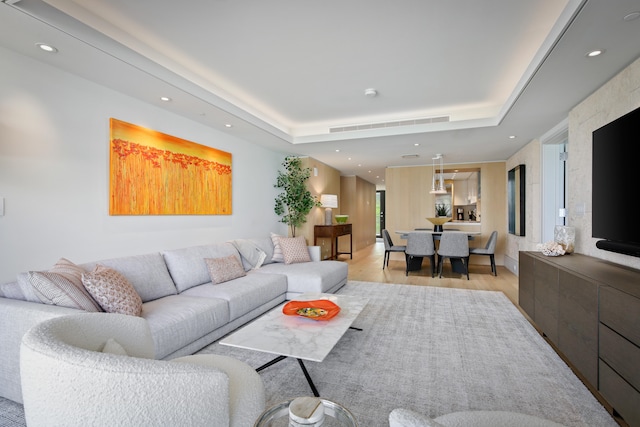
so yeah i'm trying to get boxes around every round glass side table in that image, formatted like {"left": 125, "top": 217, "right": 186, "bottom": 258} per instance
{"left": 254, "top": 398, "right": 358, "bottom": 427}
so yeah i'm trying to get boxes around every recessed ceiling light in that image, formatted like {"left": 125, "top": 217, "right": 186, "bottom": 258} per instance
{"left": 224, "top": 124, "right": 233, "bottom": 128}
{"left": 623, "top": 11, "right": 640, "bottom": 21}
{"left": 36, "top": 43, "right": 57, "bottom": 53}
{"left": 509, "top": 135, "right": 517, "bottom": 139}
{"left": 414, "top": 143, "right": 420, "bottom": 146}
{"left": 335, "top": 149, "right": 340, "bottom": 152}
{"left": 364, "top": 88, "right": 377, "bottom": 97}
{"left": 160, "top": 96, "right": 171, "bottom": 102}
{"left": 586, "top": 50, "right": 604, "bottom": 57}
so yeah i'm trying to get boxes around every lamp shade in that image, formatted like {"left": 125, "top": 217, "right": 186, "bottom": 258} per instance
{"left": 320, "top": 194, "right": 338, "bottom": 208}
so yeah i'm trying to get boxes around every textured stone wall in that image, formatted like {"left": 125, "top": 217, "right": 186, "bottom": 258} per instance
{"left": 568, "top": 56, "right": 640, "bottom": 269}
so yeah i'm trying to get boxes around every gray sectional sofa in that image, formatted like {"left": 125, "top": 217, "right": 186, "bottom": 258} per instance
{"left": 0, "top": 236, "right": 348, "bottom": 404}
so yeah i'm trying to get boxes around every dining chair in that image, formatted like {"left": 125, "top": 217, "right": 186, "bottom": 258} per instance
{"left": 437, "top": 231, "right": 470, "bottom": 280}
{"left": 469, "top": 230, "right": 498, "bottom": 276}
{"left": 405, "top": 232, "right": 436, "bottom": 277}
{"left": 382, "top": 229, "right": 407, "bottom": 269}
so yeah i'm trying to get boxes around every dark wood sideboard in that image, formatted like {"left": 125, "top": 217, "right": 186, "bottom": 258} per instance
{"left": 314, "top": 224, "right": 353, "bottom": 260}
{"left": 519, "top": 251, "right": 640, "bottom": 426}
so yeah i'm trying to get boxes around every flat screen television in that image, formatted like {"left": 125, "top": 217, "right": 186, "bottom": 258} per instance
{"left": 592, "top": 105, "right": 640, "bottom": 257}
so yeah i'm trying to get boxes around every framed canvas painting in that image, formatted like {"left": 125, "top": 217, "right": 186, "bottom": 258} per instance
{"left": 109, "top": 118, "right": 232, "bottom": 215}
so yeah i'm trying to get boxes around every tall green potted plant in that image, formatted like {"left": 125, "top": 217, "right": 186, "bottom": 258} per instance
{"left": 274, "top": 156, "right": 321, "bottom": 237}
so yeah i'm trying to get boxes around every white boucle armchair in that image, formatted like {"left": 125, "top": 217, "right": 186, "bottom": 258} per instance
{"left": 20, "top": 313, "right": 265, "bottom": 427}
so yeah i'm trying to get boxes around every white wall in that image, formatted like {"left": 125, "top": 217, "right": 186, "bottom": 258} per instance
{"left": 0, "top": 46, "right": 288, "bottom": 283}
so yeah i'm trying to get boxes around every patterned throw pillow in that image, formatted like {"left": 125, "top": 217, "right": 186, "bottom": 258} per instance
{"left": 205, "top": 255, "right": 246, "bottom": 284}
{"left": 82, "top": 265, "right": 143, "bottom": 316}
{"left": 27, "top": 258, "right": 102, "bottom": 312}
{"left": 279, "top": 236, "right": 311, "bottom": 264}
{"left": 270, "top": 232, "right": 285, "bottom": 263}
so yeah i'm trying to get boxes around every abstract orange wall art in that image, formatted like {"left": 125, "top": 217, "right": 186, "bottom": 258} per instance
{"left": 109, "top": 118, "right": 232, "bottom": 215}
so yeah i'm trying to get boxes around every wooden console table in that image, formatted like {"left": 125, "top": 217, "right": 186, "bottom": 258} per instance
{"left": 314, "top": 224, "right": 352, "bottom": 260}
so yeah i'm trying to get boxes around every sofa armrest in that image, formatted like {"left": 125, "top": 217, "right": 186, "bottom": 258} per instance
{"left": 0, "top": 298, "right": 80, "bottom": 403}
{"left": 307, "top": 246, "right": 321, "bottom": 262}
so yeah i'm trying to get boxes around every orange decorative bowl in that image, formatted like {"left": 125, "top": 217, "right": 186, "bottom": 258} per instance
{"left": 282, "top": 299, "right": 341, "bottom": 321}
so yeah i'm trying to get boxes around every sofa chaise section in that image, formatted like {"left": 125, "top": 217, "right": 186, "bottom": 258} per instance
{"left": 256, "top": 261, "right": 348, "bottom": 298}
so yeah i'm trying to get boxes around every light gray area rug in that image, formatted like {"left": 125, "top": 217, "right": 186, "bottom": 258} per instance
{"left": 0, "top": 397, "right": 24, "bottom": 427}
{"left": 200, "top": 281, "right": 616, "bottom": 426}
{"left": 0, "top": 281, "right": 616, "bottom": 426}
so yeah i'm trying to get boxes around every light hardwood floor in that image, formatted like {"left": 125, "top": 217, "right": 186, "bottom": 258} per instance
{"left": 341, "top": 238, "right": 520, "bottom": 306}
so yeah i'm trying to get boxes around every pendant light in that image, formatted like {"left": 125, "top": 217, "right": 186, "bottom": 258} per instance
{"left": 430, "top": 154, "right": 447, "bottom": 194}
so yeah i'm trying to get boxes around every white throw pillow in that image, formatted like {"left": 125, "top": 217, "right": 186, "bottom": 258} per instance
{"left": 270, "top": 232, "right": 285, "bottom": 263}
{"left": 101, "top": 338, "right": 129, "bottom": 356}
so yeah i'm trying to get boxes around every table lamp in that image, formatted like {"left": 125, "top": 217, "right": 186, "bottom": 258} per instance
{"left": 320, "top": 194, "right": 338, "bottom": 225}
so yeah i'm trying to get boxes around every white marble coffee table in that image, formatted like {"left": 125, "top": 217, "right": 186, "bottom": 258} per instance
{"left": 220, "top": 293, "right": 368, "bottom": 396}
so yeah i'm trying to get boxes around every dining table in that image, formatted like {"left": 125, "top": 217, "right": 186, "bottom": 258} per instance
{"left": 395, "top": 230, "right": 481, "bottom": 274}
{"left": 395, "top": 230, "right": 481, "bottom": 240}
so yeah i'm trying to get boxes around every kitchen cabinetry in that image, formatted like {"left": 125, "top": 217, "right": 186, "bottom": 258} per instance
{"left": 519, "top": 251, "right": 640, "bottom": 426}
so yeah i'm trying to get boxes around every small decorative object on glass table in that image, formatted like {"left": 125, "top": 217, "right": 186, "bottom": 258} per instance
{"left": 426, "top": 217, "right": 451, "bottom": 232}
{"left": 334, "top": 215, "right": 349, "bottom": 224}
{"left": 254, "top": 397, "right": 358, "bottom": 427}
{"left": 283, "top": 300, "right": 341, "bottom": 320}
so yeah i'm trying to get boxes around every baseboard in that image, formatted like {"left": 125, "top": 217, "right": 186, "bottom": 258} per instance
{"left": 503, "top": 254, "right": 518, "bottom": 276}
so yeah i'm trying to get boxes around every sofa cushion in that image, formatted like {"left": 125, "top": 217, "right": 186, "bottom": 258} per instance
{"left": 256, "top": 260, "right": 348, "bottom": 295}
{"left": 180, "top": 272, "right": 287, "bottom": 321}
{"left": 279, "top": 236, "right": 312, "bottom": 264}
{"left": 162, "top": 243, "right": 240, "bottom": 292}
{"left": 82, "top": 265, "right": 143, "bottom": 317}
{"left": 230, "top": 239, "right": 267, "bottom": 270}
{"left": 205, "top": 255, "right": 246, "bottom": 284}
{"left": 81, "top": 253, "right": 177, "bottom": 303}
{"left": 247, "top": 237, "right": 276, "bottom": 265}
{"left": 16, "top": 273, "right": 45, "bottom": 302}
{"left": 1, "top": 280, "right": 29, "bottom": 301}
{"left": 141, "top": 295, "right": 230, "bottom": 359}
{"left": 270, "top": 233, "right": 285, "bottom": 263}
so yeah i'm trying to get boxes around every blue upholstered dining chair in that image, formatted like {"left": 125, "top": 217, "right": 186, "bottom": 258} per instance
{"left": 382, "top": 229, "right": 406, "bottom": 269}
{"left": 405, "top": 232, "right": 436, "bottom": 277}
{"left": 437, "top": 231, "right": 470, "bottom": 280}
